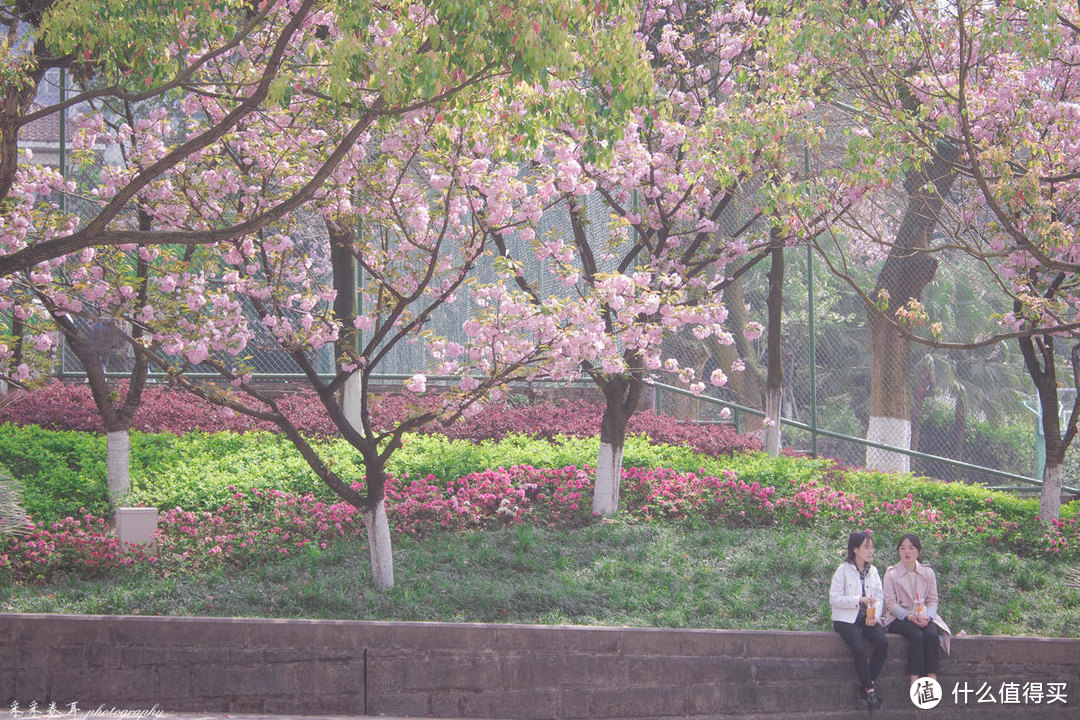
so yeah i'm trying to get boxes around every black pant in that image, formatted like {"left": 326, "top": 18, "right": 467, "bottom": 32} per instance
{"left": 887, "top": 618, "right": 940, "bottom": 676}
{"left": 834, "top": 620, "right": 888, "bottom": 690}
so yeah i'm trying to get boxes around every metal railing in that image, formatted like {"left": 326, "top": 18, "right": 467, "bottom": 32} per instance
{"left": 653, "top": 381, "right": 1080, "bottom": 496}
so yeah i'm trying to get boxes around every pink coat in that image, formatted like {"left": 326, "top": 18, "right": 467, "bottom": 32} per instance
{"left": 882, "top": 561, "right": 952, "bottom": 654}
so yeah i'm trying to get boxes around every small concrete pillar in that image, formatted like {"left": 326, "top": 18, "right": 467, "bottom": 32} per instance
{"left": 115, "top": 507, "right": 159, "bottom": 548}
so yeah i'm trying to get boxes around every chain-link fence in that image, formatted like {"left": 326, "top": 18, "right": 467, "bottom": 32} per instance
{"left": 29, "top": 65, "right": 1076, "bottom": 495}
{"left": 657, "top": 242, "right": 1080, "bottom": 494}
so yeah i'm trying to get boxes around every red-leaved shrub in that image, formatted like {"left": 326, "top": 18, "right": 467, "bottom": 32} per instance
{"left": 0, "top": 381, "right": 761, "bottom": 455}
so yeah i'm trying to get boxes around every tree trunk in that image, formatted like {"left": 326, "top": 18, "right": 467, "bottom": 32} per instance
{"left": 62, "top": 321, "right": 147, "bottom": 506}
{"left": 866, "top": 415, "right": 913, "bottom": 473}
{"left": 1016, "top": 321, "right": 1073, "bottom": 521}
{"left": 342, "top": 372, "right": 362, "bottom": 433}
{"left": 909, "top": 353, "right": 934, "bottom": 456}
{"left": 107, "top": 430, "right": 131, "bottom": 505}
{"left": 1040, "top": 463, "right": 1063, "bottom": 522}
{"left": 594, "top": 440, "right": 625, "bottom": 515}
{"left": 331, "top": 222, "right": 364, "bottom": 435}
{"left": 328, "top": 219, "right": 396, "bottom": 587}
{"left": 365, "top": 497, "right": 394, "bottom": 589}
{"left": 1040, "top": 410, "right": 1068, "bottom": 523}
{"left": 3, "top": 315, "right": 23, "bottom": 394}
{"left": 867, "top": 143, "right": 959, "bottom": 472}
{"left": 763, "top": 236, "right": 784, "bottom": 456}
{"left": 763, "top": 389, "right": 781, "bottom": 457}
{"left": 592, "top": 375, "right": 641, "bottom": 516}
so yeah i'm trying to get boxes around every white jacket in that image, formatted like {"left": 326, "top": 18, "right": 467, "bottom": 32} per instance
{"left": 830, "top": 561, "right": 884, "bottom": 624}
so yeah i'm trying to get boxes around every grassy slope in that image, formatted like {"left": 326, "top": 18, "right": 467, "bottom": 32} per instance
{"left": 4, "top": 519, "right": 1078, "bottom": 637}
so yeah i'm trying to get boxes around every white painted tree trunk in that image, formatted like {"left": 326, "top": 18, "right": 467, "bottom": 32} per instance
{"left": 107, "top": 430, "right": 131, "bottom": 505}
{"left": 764, "top": 388, "right": 782, "bottom": 458}
{"left": 343, "top": 372, "right": 363, "bottom": 433}
{"left": 1039, "top": 462, "right": 1063, "bottom": 521}
{"left": 592, "top": 441, "right": 624, "bottom": 516}
{"left": 866, "top": 416, "right": 911, "bottom": 473}
{"left": 365, "top": 499, "right": 394, "bottom": 589}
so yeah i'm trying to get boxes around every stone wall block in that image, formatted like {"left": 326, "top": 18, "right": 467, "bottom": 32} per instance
{"left": 495, "top": 624, "right": 620, "bottom": 654}
{"left": 625, "top": 656, "right": 733, "bottom": 687}
{"left": 367, "top": 691, "right": 432, "bottom": 718}
{"left": 189, "top": 665, "right": 296, "bottom": 699}
{"left": 292, "top": 658, "right": 364, "bottom": 697}
{"left": 620, "top": 627, "right": 747, "bottom": 658}
{"left": 502, "top": 653, "right": 629, "bottom": 689}
{"left": 106, "top": 616, "right": 247, "bottom": 648}
{"left": 246, "top": 618, "right": 371, "bottom": 650}
{"left": 399, "top": 650, "right": 505, "bottom": 691}
{"left": 586, "top": 686, "right": 689, "bottom": 718}
{"left": 448, "top": 689, "right": 563, "bottom": 719}
{"left": 751, "top": 631, "right": 845, "bottom": 659}
{"left": 390, "top": 622, "right": 498, "bottom": 651}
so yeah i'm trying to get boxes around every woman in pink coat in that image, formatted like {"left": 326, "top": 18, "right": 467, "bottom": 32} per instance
{"left": 882, "top": 533, "right": 952, "bottom": 687}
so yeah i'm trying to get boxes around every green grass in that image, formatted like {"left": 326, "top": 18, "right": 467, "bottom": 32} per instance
{"left": 3, "top": 424, "right": 1077, "bottom": 637}
{"left": 4, "top": 519, "right": 1078, "bottom": 637}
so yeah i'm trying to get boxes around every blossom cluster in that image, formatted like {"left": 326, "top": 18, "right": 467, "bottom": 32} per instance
{"left": 621, "top": 466, "right": 777, "bottom": 524}
{"left": 0, "top": 513, "right": 146, "bottom": 580}
{"left": 383, "top": 465, "right": 594, "bottom": 536}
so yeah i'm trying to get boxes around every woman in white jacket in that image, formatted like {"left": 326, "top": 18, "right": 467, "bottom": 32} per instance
{"left": 830, "top": 531, "right": 889, "bottom": 711}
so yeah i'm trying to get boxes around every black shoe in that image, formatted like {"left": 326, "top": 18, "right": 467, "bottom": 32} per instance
{"left": 866, "top": 689, "right": 883, "bottom": 712}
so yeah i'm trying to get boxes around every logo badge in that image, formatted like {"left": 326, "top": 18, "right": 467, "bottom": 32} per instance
{"left": 911, "top": 677, "right": 943, "bottom": 709}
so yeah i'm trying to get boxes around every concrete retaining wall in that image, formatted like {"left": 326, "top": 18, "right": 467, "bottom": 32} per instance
{"left": 2, "top": 614, "right": 1077, "bottom": 719}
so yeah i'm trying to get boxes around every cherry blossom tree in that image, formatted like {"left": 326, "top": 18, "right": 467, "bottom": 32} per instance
{"left": 0, "top": 0, "right": 325, "bottom": 392}
{"left": 468, "top": 0, "right": 842, "bottom": 513}
{"left": 0, "top": 0, "right": 652, "bottom": 281}
{"left": 147, "top": 124, "right": 556, "bottom": 588}
{"left": 0, "top": 0, "right": 327, "bottom": 495}
{"left": 15, "top": 241, "right": 158, "bottom": 505}
{"left": 8, "top": 0, "right": 650, "bottom": 587}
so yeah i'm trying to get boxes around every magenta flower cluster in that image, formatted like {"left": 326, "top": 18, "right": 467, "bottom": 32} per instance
{"left": 153, "top": 488, "right": 368, "bottom": 569}
{"left": 383, "top": 465, "right": 594, "bottom": 535}
{"left": 1, "top": 514, "right": 146, "bottom": 580}
{"left": 621, "top": 467, "right": 778, "bottom": 525}
{"left": 0, "top": 465, "right": 596, "bottom": 580}
{"left": 775, "top": 481, "right": 865, "bottom": 524}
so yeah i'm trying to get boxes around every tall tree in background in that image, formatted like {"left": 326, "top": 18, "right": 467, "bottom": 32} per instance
{"left": 823, "top": 0, "right": 1080, "bottom": 518}
{"left": 812, "top": 0, "right": 964, "bottom": 472}
{"left": 864, "top": 144, "right": 959, "bottom": 472}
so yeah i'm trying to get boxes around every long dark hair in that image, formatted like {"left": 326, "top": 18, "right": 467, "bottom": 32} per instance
{"left": 845, "top": 531, "right": 872, "bottom": 565}
{"left": 896, "top": 533, "right": 923, "bottom": 562}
